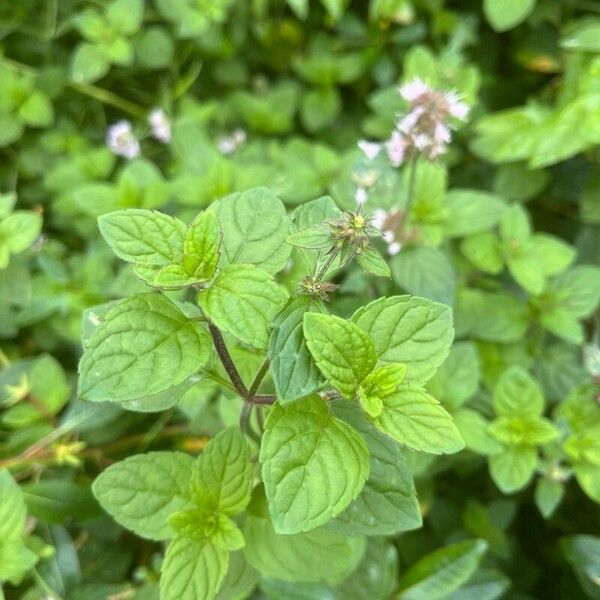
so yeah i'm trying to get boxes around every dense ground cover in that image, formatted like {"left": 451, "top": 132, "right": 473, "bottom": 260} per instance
{"left": 1, "top": 1, "right": 600, "bottom": 598}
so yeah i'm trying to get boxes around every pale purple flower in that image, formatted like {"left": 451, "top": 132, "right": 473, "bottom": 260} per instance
{"left": 371, "top": 209, "right": 387, "bottom": 230}
{"left": 385, "top": 130, "right": 407, "bottom": 167}
{"left": 358, "top": 140, "right": 382, "bottom": 161}
{"left": 148, "top": 108, "right": 171, "bottom": 143}
{"left": 399, "top": 78, "right": 429, "bottom": 102}
{"left": 106, "top": 120, "right": 140, "bottom": 159}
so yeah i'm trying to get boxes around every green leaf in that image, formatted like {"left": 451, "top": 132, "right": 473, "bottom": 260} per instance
{"left": 243, "top": 513, "right": 364, "bottom": 583}
{"left": 397, "top": 539, "right": 488, "bottom": 600}
{"left": 18, "top": 91, "right": 54, "bottom": 127}
{"left": 261, "top": 396, "right": 370, "bottom": 534}
{"left": 357, "top": 247, "right": 391, "bottom": 278}
{"left": 535, "top": 478, "right": 564, "bottom": 518}
{"left": 483, "top": 0, "right": 536, "bottom": 32}
{"left": 368, "top": 384, "right": 464, "bottom": 455}
{"left": 573, "top": 462, "right": 600, "bottom": 504}
{"left": 0, "top": 211, "right": 42, "bottom": 254}
{"left": 136, "top": 26, "right": 174, "bottom": 69}
{"left": 215, "top": 551, "right": 258, "bottom": 600}
{"left": 154, "top": 209, "right": 221, "bottom": 288}
{"left": 351, "top": 296, "right": 454, "bottom": 384}
{"left": 192, "top": 427, "right": 253, "bottom": 515}
{"left": 334, "top": 538, "right": 398, "bottom": 600}
{"left": 547, "top": 265, "right": 600, "bottom": 317}
{"left": 500, "top": 204, "right": 531, "bottom": 245}
{"left": 169, "top": 510, "right": 244, "bottom": 551}
{"left": 328, "top": 403, "right": 421, "bottom": 536}
{"left": 92, "top": 451, "right": 195, "bottom": 540}
{"left": 494, "top": 366, "right": 544, "bottom": 418}
{"left": 303, "top": 313, "right": 376, "bottom": 398}
{"left": 443, "top": 190, "right": 506, "bottom": 238}
{"left": 561, "top": 18, "right": 600, "bottom": 52}
{"left": 560, "top": 535, "right": 600, "bottom": 599}
{"left": 286, "top": 226, "right": 331, "bottom": 249}
{"left": 359, "top": 364, "right": 407, "bottom": 417}
{"left": 427, "top": 342, "right": 480, "bottom": 410}
{"left": 454, "top": 409, "right": 503, "bottom": 456}
{"left": 0, "top": 470, "right": 26, "bottom": 540}
{"left": 443, "top": 568, "right": 510, "bottom": 600}
{"left": 107, "top": 0, "right": 144, "bottom": 35}
{"left": 301, "top": 87, "right": 341, "bottom": 132}
{"left": 488, "top": 416, "right": 558, "bottom": 446}
{"left": 160, "top": 536, "right": 229, "bottom": 600}
{"left": 21, "top": 481, "right": 101, "bottom": 523}
{"left": 530, "top": 234, "right": 575, "bottom": 277}
{"left": 391, "top": 247, "right": 456, "bottom": 305}
{"left": 212, "top": 187, "right": 291, "bottom": 274}
{"left": 269, "top": 296, "right": 325, "bottom": 404}
{"left": 198, "top": 264, "right": 288, "bottom": 350}
{"left": 0, "top": 539, "right": 38, "bottom": 585}
{"left": 71, "top": 42, "right": 110, "bottom": 83}
{"left": 98, "top": 209, "right": 186, "bottom": 266}
{"left": 489, "top": 446, "right": 537, "bottom": 493}
{"left": 78, "top": 294, "right": 211, "bottom": 402}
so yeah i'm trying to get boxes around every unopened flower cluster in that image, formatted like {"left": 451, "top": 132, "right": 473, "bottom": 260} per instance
{"left": 359, "top": 78, "right": 469, "bottom": 167}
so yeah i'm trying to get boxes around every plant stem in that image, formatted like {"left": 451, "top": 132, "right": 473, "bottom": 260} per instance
{"left": 248, "top": 359, "right": 270, "bottom": 397}
{"left": 315, "top": 248, "right": 340, "bottom": 282}
{"left": 400, "top": 155, "right": 419, "bottom": 229}
{"left": 207, "top": 322, "right": 249, "bottom": 399}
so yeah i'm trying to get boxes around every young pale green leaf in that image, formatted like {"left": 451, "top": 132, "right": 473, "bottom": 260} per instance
{"left": 500, "top": 204, "right": 531, "bottom": 244}
{"left": 530, "top": 234, "right": 575, "bottom": 277}
{"left": 454, "top": 409, "right": 504, "bottom": 456}
{"left": 269, "top": 296, "right": 325, "bottom": 404}
{"left": 78, "top": 294, "right": 211, "bottom": 402}
{"left": 192, "top": 427, "right": 253, "bottom": 515}
{"left": 535, "top": 478, "right": 564, "bottom": 518}
{"left": 303, "top": 313, "right": 376, "bottom": 398}
{"left": 198, "top": 264, "right": 288, "bottom": 350}
{"left": 92, "top": 452, "right": 195, "bottom": 540}
{"left": 212, "top": 187, "right": 291, "bottom": 274}
{"left": 397, "top": 539, "right": 488, "bottom": 600}
{"left": 0, "top": 470, "right": 26, "bottom": 540}
{"left": 0, "top": 211, "right": 42, "bottom": 255}
{"left": 547, "top": 265, "right": 600, "bottom": 318}
{"left": 243, "top": 513, "right": 364, "bottom": 583}
{"left": 489, "top": 446, "right": 537, "bottom": 493}
{"left": 0, "top": 538, "right": 38, "bottom": 586}
{"left": 169, "top": 510, "right": 245, "bottom": 552}
{"left": 98, "top": 209, "right": 186, "bottom": 265}
{"left": 369, "top": 384, "right": 464, "bottom": 455}
{"left": 484, "top": 0, "right": 536, "bottom": 32}
{"left": 352, "top": 296, "right": 453, "bottom": 384}
{"left": 260, "top": 396, "right": 370, "bottom": 534}
{"left": 357, "top": 247, "right": 391, "bottom": 278}
{"left": 488, "top": 416, "right": 558, "bottom": 446}
{"left": 573, "top": 463, "right": 600, "bottom": 504}
{"left": 507, "top": 247, "right": 547, "bottom": 295}
{"left": 359, "top": 364, "right": 407, "bottom": 418}
{"left": 494, "top": 366, "right": 544, "bottom": 418}
{"left": 154, "top": 209, "right": 222, "bottom": 288}
{"left": 160, "top": 535, "right": 229, "bottom": 600}
{"left": 329, "top": 403, "right": 421, "bottom": 537}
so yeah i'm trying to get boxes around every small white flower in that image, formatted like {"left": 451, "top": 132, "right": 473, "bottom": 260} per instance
{"left": 106, "top": 120, "right": 140, "bottom": 159}
{"left": 355, "top": 187, "right": 368, "bottom": 206}
{"left": 358, "top": 140, "right": 382, "bottom": 160}
{"left": 382, "top": 230, "right": 395, "bottom": 243}
{"left": 445, "top": 92, "right": 470, "bottom": 120}
{"left": 371, "top": 209, "right": 387, "bottom": 230}
{"left": 385, "top": 130, "right": 407, "bottom": 167}
{"left": 217, "top": 128, "right": 247, "bottom": 155}
{"left": 148, "top": 108, "right": 171, "bottom": 143}
{"left": 399, "top": 78, "right": 429, "bottom": 102}
{"left": 387, "top": 241, "right": 402, "bottom": 255}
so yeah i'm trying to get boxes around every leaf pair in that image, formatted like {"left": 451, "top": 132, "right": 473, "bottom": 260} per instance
{"left": 302, "top": 297, "right": 464, "bottom": 455}
{"left": 99, "top": 208, "right": 221, "bottom": 289}
{"left": 92, "top": 428, "right": 253, "bottom": 600}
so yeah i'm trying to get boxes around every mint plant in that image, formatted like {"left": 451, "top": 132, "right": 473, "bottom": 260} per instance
{"left": 78, "top": 188, "right": 465, "bottom": 597}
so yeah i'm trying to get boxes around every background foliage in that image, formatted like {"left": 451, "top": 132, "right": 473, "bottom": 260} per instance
{"left": 1, "top": 0, "right": 600, "bottom": 599}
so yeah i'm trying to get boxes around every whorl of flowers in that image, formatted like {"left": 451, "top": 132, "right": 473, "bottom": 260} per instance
{"left": 359, "top": 78, "right": 469, "bottom": 167}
